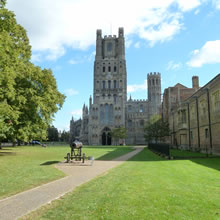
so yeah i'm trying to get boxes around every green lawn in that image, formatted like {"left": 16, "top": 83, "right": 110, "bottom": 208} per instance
{"left": 170, "top": 148, "right": 220, "bottom": 158}
{"left": 24, "top": 148, "right": 220, "bottom": 220}
{"left": 0, "top": 145, "right": 133, "bottom": 199}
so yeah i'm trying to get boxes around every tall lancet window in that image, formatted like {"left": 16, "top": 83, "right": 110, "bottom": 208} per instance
{"left": 108, "top": 80, "right": 111, "bottom": 89}
{"left": 109, "top": 104, "right": 113, "bottom": 122}
{"left": 105, "top": 104, "right": 109, "bottom": 123}
{"left": 100, "top": 104, "right": 104, "bottom": 124}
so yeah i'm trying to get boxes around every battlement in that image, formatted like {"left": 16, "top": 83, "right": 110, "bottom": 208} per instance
{"left": 127, "top": 99, "right": 148, "bottom": 103}
{"left": 104, "top": 35, "right": 117, "bottom": 39}
{"left": 147, "top": 72, "right": 161, "bottom": 78}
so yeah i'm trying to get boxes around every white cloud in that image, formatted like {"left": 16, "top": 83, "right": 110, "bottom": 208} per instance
{"left": 194, "top": 9, "right": 200, "bottom": 15}
{"left": 31, "top": 53, "right": 41, "bottom": 62}
{"left": 187, "top": 40, "right": 220, "bottom": 67}
{"left": 69, "top": 59, "right": 80, "bottom": 65}
{"left": 68, "top": 51, "right": 95, "bottom": 65}
{"left": 167, "top": 61, "right": 182, "bottom": 70}
{"left": 134, "top": 42, "right": 141, "bottom": 48}
{"left": 57, "top": 124, "right": 69, "bottom": 132}
{"left": 64, "top": 88, "right": 79, "bottom": 96}
{"left": 128, "top": 80, "right": 147, "bottom": 93}
{"left": 213, "top": 0, "right": 220, "bottom": 9}
{"left": 71, "top": 109, "right": 82, "bottom": 119}
{"left": 125, "top": 39, "right": 133, "bottom": 48}
{"left": 6, "top": 0, "right": 204, "bottom": 60}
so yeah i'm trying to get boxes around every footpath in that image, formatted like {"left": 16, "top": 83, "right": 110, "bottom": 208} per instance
{"left": 0, "top": 146, "right": 144, "bottom": 220}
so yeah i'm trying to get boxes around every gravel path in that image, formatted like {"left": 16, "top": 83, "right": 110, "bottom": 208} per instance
{"left": 0, "top": 146, "right": 144, "bottom": 220}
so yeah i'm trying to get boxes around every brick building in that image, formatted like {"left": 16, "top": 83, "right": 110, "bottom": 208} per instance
{"left": 163, "top": 74, "right": 220, "bottom": 155}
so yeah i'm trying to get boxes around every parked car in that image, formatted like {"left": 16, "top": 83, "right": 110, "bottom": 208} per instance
{"left": 31, "top": 140, "right": 41, "bottom": 145}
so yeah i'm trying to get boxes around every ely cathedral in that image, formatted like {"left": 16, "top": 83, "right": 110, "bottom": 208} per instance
{"left": 70, "top": 28, "right": 161, "bottom": 145}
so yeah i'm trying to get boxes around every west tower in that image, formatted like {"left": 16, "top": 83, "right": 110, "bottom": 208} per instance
{"left": 88, "top": 28, "right": 127, "bottom": 145}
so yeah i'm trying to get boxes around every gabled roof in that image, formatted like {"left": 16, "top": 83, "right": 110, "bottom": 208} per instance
{"left": 174, "top": 83, "right": 188, "bottom": 89}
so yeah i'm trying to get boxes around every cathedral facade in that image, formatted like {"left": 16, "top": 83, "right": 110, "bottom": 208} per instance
{"left": 70, "top": 28, "right": 161, "bottom": 145}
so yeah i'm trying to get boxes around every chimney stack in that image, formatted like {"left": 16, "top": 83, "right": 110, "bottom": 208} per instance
{"left": 192, "top": 76, "right": 199, "bottom": 90}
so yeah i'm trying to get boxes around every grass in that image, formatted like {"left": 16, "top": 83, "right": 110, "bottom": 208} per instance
{"left": 0, "top": 145, "right": 133, "bottom": 199}
{"left": 170, "top": 148, "right": 220, "bottom": 158}
{"left": 23, "top": 148, "right": 220, "bottom": 220}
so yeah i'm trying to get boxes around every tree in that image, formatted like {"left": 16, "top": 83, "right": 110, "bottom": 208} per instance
{"left": 0, "top": 1, "right": 65, "bottom": 145}
{"left": 60, "top": 130, "right": 70, "bottom": 142}
{"left": 111, "top": 127, "right": 127, "bottom": 145}
{"left": 144, "top": 114, "right": 170, "bottom": 143}
{"left": 47, "top": 126, "right": 59, "bottom": 142}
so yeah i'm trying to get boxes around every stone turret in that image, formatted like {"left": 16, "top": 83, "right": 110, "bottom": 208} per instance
{"left": 147, "top": 72, "right": 161, "bottom": 114}
{"left": 96, "top": 29, "right": 102, "bottom": 60}
{"left": 118, "top": 27, "right": 125, "bottom": 59}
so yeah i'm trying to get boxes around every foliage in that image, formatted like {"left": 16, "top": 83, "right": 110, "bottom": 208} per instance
{"left": 47, "top": 126, "right": 59, "bottom": 142}
{"left": 59, "top": 130, "right": 70, "bottom": 142}
{"left": 0, "top": 2, "right": 65, "bottom": 144}
{"left": 111, "top": 127, "right": 127, "bottom": 145}
{"left": 144, "top": 114, "right": 170, "bottom": 143}
{"left": 23, "top": 148, "right": 220, "bottom": 220}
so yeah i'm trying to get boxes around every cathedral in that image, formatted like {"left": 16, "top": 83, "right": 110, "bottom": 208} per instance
{"left": 70, "top": 27, "right": 161, "bottom": 145}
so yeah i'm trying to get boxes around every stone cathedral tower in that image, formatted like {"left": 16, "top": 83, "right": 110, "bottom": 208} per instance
{"left": 71, "top": 27, "right": 162, "bottom": 146}
{"left": 88, "top": 27, "right": 127, "bottom": 145}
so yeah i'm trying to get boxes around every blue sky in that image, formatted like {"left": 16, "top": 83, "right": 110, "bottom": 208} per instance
{"left": 6, "top": 0, "right": 220, "bottom": 131}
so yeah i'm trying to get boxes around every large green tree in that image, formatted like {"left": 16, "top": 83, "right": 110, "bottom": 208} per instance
{"left": 0, "top": 1, "right": 65, "bottom": 145}
{"left": 111, "top": 127, "right": 127, "bottom": 145}
{"left": 144, "top": 114, "right": 170, "bottom": 143}
{"left": 47, "top": 126, "right": 59, "bottom": 142}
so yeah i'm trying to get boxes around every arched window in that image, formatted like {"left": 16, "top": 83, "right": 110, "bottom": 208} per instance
{"left": 100, "top": 104, "right": 104, "bottom": 124}
{"left": 108, "top": 66, "right": 111, "bottom": 72}
{"left": 114, "top": 94, "right": 117, "bottom": 103}
{"left": 108, "top": 80, "right": 111, "bottom": 89}
{"left": 103, "top": 66, "right": 105, "bottom": 72}
{"left": 140, "top": 105, "right": 143, "bottom": 112}
{"left": 114, "top": 66, "right": 117, "bottom": 72}
{"left": 140, "top": 120, "right": 144, "bottom": 126}
{"left": 114, "top": 80, "right": 117, "bottom": 89}
{"left": 105, "top": 104, "right": 109, "bottom": 123}
{"left": 109, "top": 104, "right": 113, "bottom": 122}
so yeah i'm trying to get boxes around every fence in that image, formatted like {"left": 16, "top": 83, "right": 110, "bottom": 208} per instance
{"left": 148, "top": 143, "right": 170, "bottom": 158}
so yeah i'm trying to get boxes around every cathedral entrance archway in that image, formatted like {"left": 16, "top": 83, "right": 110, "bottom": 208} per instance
{"left": 101, "top": 127, "right": 112, "bottom": 145}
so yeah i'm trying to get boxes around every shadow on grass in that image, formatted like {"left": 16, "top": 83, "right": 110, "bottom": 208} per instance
{"left": 95, "top": 147, "right": 134, "bottom": 161}
{"left": 190, "top": 158, "right": 220, "bottom": 172}
{"left": 40, "top": 161, "right": 60, "bottom": 166}
{"left": 128, "top": 148, "right": 166, "bottom": 162}
{"left": 145, "top": 148, "right": 220, "bottom": 171}
{"left": 0, "top": 152, "right": 16, "bottom": 156}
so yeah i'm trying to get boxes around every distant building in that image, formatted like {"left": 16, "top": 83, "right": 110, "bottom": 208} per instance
{"left": 69, "top": 117, "right": 81, "bottom": 143}
{"left": 70, "top": 27, "right": 161, "bottom": 145}
{"left": 163, "top": 74, "right": 220, "bottom": 155}
{"left": 162, "top": 76, "right": 199, "bottom": 121}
